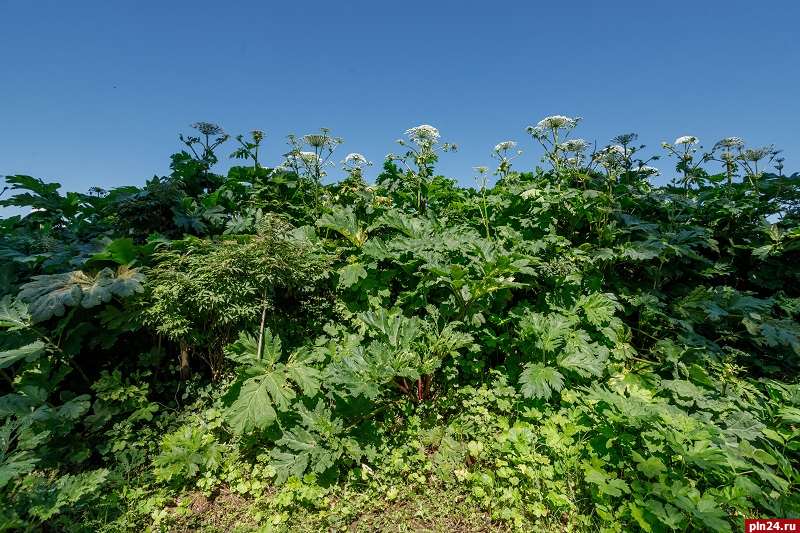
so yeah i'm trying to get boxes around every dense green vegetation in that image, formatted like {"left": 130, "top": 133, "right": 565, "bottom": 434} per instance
{"left": 1, "top": 118, "right": 799, "bottom": 532}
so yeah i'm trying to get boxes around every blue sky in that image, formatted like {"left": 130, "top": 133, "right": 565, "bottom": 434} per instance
{"left": 1, "top": 0, "right": 798, "bottom": 205}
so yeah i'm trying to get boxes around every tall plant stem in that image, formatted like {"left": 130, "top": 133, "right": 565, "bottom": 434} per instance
{"left": 180, "top": 337, "right": 190, "bottom": 380}
{"left": 152, "top": 334, "right": 163, "bottom": 386}
{"left": 41, "top": 332, "right": 92, "bottom": 387}
{"left": 257, "top": 289, "right": 268, "bottom": 359}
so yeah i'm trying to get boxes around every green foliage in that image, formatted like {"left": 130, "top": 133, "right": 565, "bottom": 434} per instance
{"left": 1, "top": 120, "right": 799, "bottom": 531}
{"left": 19, "top": 265, "right": 145, "bottom": 323}
{"left": 222, "top": 329, "right": 321, "bottom": 434}
{"left": 153, "top": 424, "right": 225, "bottom": 485}
{"left": 143, "top": 218, "right": 328, "bottom": 379}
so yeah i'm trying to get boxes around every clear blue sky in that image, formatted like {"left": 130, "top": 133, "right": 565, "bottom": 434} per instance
{"left": 1, "top": 0, "right": 798, "bottom": 203}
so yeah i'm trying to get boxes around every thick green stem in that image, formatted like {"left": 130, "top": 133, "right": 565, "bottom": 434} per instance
{"left": 256, "top": 289, "right": 268, "bottom": 359}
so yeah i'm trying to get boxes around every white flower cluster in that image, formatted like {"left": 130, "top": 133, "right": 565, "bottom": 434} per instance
{"left": 674, "top": 136, "right": 699, "bottom": 146}
{"left": 632, "top": 165, "right": 659, "bottom": 175}
{"left": 292, "top": 151, "right": 319, "bottom": 164}
{"left": 714, "top": 137, "right": 745, "bottom": 150}
{"left": 563, "top": 139, "right": 591, "bottom": 153}
{"left": 494, "top": 141, "right": 517, "bottom": 152}
{"left": 607, "top": 145, "right": 633, "bottom": 157}
{"left": 405, "top": 125, "right": 440, "bottom": 144}
{"left": 343, "top": 153, "right": 368, "bottom": 165}
{"left": 527, "top": 115, "right": 582, "bottom": 135}
{"left": 473, "top": 166, "right": 490, "bottom": 174}
{"left": 301, "top": 134, "right": 331, "bottom": 148}
{"left": 594, "top": 145, "right": 631, "bottom": 169}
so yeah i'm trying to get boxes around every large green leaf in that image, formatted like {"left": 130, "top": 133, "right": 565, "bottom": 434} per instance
{"left": 0, "top": 341, "right": 46, "bottom": 370}
{"left": 0, "top": 296, "right": 29, "bottom": 330}
{"left": 620, "top": 239, "right": 665, "bottom": 261}
{"left": 519, "top": 363, "right": 564, "bottom": 400}
{"left": 578, "top": 293, "right": 619, "bottom": 327}
{"left": 19, "top": 272, "right": 85, "bottom": 322}
{"left": 269, "top": 400, "right": 346, "bottom": 484}
{"left": 557, "top": 340, "right": 605, "bottom": 378}
{"left": 286, "top": 356, "right": 322, "bottom": 397}
{"left": 224, "top": 329, "right": 320, "bottom": 434}
{"left": 338, "top": 263, "right": 367, "bottom": 289}
{"left": 18, "top": 266, "right": 146, "bottom": 322}
{"left": 27, "top": 469, "right": 110, "bottom": 521}
{"left": 518, "top": 312, "right": 572, "bottom": 354}
{"left": 224, "top": 379, "right": 279, "bottom": 434}
{"left": 317, "top": 206, "right": 369, "bottom": 247}
{"left": 359, "top": 309, "right": 421, "bottom": 350}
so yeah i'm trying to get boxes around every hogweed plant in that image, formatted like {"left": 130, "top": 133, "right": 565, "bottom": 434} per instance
{"left": 388, "top": 124, "right": 457, "bottom": 214}
{"left": 526, "top": 115, "right": 583, "bottom": 181}
{"left": 704, "top": 137, "right": 781, "bottom": 195}
{"left": 180, "top": 122, "right": 231, "bottom": 177}
{"left": 610, "top": 133, "right": 647, "bottom": 173}
{"left": 775, "top": 156, "right": 786, "bottom": 198}
{"left": 230, "top": 129, "right": 267, "bottom": 174}
{"left": 490, "top": 141, "right": 522, "bottom": 183}
{"left": 341, "top": 153, "right": 372, "bottom": 183}
{"left": 561, "top": 138, "right": 593, "bottom": 187}
{"left": 284, "top": 128, "right": 345, "bottom": 218}
{"left": 337, "top": 153, "right": 373, "bottom": 202}
{"left": 610, "top": 133, "right": 660, "bottom": 187}
{"left": 706, "top": 137, "right": 746, "bottom": 194}
{"left": 662, "top": 135, "right": 704, "bottom": 195}
{"left": 562, "top": 138, "right": 592, "bottom": 169}
{"left": 473, "top": 166, "right": 492, "bottom": 240}
{"left": 593, "top": 145, "right": 633, "bottom": 196}
{"left": 739, "top": 145, "right": 781, "bottom": 195}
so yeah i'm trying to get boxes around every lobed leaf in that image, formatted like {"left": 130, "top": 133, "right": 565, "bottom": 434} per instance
{"left": 519, "top": 363, "right": 564, "bottom": 400}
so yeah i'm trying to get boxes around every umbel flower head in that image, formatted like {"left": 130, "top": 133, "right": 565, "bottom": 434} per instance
{"left": 612, "top": 133, "right": 639, "bottom": 145}
{"left": 674, "top": 136, "right": 699, "bottom": 146}
{"left": 714, "top": 137, "right": 745, "bottom": 151}
{"left": 631, "top": 165, "right": 659, "bottom": 175}
{"left": 404, "top": 125, "right": 440, "bottom": 146}
{"left": 473, "top": 166, "right": 490, "bottom": 174}
{"left": 343, "top": 153, "right": 368, "bottom": 165}
{"left": 250, "top": 130, "right": 266, "bottom": 143}
{"left": 742, "top": 147, "right": 773, "bottom": 162}
{"left": 607, "top": 145, "right": 633, "bottom": 157}
{"left": 563, "top": 139, "right": 591, "bottom": 153}
{"left": 594, "top": 145, "right": 631, "bottom": 169}
{"left": 302, "top": 134, "right": 333, "bottom": 148}
{"left": 494, "top": 141, "right": 517, "bottom": 152}
{"left": 299, "top": 151, "right": 319, "bottom": 163}
{"left": 190, "top": 122, "right": 226, "bottom": 136}
{"left": 526, "top": 115, "right": 582, "bottom": 136}
{"left": 286, "top": 151, "right": 320, "bottom": 165}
